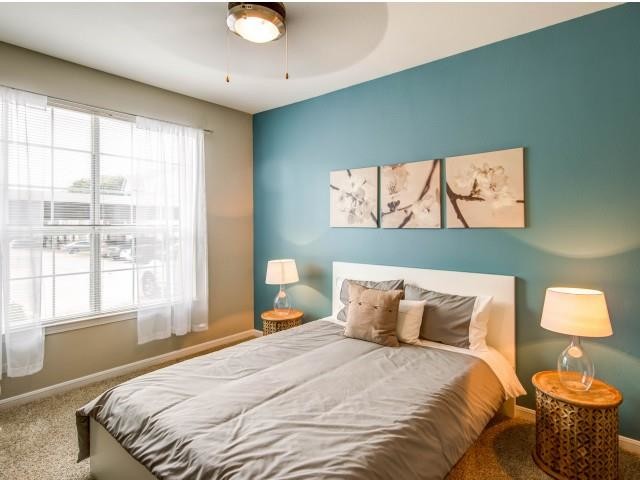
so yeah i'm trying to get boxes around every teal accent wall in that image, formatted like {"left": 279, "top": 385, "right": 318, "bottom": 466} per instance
{"left": 253, "top": 4, "right": 640, "bottom": 439}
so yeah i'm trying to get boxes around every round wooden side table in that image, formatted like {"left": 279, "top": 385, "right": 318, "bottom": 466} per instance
{"left": 260, "top": 309, "right": 303, "bottom": 335}
{"left": 532, "top": 370, "right": 622, "bottom": 480}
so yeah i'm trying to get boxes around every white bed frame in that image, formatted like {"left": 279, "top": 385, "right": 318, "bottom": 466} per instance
{"left": 89, "top": 261, "right": 517, "bottom": 479}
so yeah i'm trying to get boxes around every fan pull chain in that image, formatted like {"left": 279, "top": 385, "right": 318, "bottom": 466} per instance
{"left": 284, "top": 29, "right": 289, "bottom": 80}
{"left": 225, "top": 29, "right": 231, "bottom": 83}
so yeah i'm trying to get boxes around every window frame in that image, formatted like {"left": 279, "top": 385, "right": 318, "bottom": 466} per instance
{"left": 12, "top": 99, "right": 141, "bottom": 333}
{"left": 43, "top": 309, "right": 137, "bottom": 335}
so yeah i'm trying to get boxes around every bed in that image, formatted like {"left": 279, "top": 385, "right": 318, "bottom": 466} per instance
{"left": 77, "top": 262, "right": 525, "bottom": 480}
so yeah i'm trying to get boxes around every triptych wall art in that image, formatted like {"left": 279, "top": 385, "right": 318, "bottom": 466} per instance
{"left": 381, "top": 159, "right": 441, "bottom": 228}
{"left": 329, "top": 147, "right": 525, "bottom": 229}
{"left": 329, "top": 167, "right": 379, "bottom": 228}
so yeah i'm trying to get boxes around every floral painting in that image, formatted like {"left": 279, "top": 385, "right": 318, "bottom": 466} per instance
{"left": 445, "top": 147, "right": 525, "bottom": 228}
{"left": 329, "top": 167, "right": 378, "bottom": 227}
{"left": 380, "top": 159, "right": 441, "bottom": 228}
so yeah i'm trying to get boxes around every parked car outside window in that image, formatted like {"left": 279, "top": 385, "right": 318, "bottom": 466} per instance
{"left": 62, "top": 241, "right": 91, "bottom": 254}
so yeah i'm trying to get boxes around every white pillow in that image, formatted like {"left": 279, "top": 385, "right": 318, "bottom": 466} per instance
{"left": 396, "top": 300, "right": 426, "bottom": 344}
{"left": 469, "top": 295, "right": 493, "bottom": 351}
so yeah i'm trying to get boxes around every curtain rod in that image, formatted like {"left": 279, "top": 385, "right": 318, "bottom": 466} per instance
{"left": 1, "top": 83, "right": 213, "bottom": 134}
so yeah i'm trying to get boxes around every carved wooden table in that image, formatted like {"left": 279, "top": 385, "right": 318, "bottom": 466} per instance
{"left": 532, "top": 370, "right": 622, "bottom": 480}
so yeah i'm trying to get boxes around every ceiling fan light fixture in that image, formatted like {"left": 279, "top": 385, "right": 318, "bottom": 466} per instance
{"left": 227, "top": 2, "right": 286, "bottom": 44}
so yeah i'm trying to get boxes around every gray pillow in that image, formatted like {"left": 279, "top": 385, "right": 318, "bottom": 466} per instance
{"left": 337, "top": 278, "right": 404, "bottom": 321}
{"left": 404, "top": 284, "right": 476, "bottom": 348}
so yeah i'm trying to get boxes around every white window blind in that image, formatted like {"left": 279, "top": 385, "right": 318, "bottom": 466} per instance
{"left": 5, "top": 103, "right": 161, "bottom": 324}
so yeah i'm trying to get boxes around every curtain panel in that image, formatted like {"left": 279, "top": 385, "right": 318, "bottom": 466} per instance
{"left": 0, "top": 86, "right": 48, "bottom": 385}
{"left": 133, "top": 117, "right": 209, "bottom": 344}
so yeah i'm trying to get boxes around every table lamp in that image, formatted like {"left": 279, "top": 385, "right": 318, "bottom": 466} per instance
{"left": 265, "top": 259, "right": 299, "bottom": 315}
{"left": 540, "top": 287, "right": 612, "bottom": 391}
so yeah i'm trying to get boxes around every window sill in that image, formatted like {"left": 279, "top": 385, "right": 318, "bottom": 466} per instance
{"left": 44, "top": 310, "right": 137, "bottom": 335}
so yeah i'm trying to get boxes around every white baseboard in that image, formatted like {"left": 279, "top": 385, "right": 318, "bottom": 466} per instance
{"left": 515, "top": 405, "right": 640, "bottom": 455}
{"left": 515, "top": 405, "right": 536, "bottom": 421}
{"left": 0, "top": 329, "right": 259, "bottom": 410}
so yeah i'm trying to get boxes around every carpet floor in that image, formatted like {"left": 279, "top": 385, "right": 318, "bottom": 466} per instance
{"left": 1, "top": 349, "right": 638, "bottom": 480}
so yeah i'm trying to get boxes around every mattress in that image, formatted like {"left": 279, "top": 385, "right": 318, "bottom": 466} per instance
{"left": 77, "top": 319, "right": 506, "bottom": 480}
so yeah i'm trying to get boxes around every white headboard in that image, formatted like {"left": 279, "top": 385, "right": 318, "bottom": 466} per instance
{"left": 332, "top": 262, "right": 516, "bottom": 369}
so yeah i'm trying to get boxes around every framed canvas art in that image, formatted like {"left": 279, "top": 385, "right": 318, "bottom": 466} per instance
{"left": 380, "top": 159, "right": 441, "bottom": 228}
{"left": 329, "top": 166, "right": 378, "bottom": 227}
{"left": 445, "top": 147, "right": 525, "bottom": 228}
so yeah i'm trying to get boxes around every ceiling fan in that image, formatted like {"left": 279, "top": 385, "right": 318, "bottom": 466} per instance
{"left": 225, "top": 2, "right": 288, "bottom": 81}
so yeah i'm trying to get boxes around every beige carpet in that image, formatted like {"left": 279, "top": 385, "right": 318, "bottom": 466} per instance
{"left": 1, "top": 349, "right": 638, "bottom": 480}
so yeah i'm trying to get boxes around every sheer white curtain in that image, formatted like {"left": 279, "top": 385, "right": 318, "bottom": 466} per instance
{"left": 133, "top": 117, "right": 208, "bottom": 344}
{"left": 0, "top": 86, "right": 48, "bottom": 385}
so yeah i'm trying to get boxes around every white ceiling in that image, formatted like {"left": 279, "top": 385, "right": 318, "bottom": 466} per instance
{"left": 0, "top": 2, "right": 615, "bottom": 114}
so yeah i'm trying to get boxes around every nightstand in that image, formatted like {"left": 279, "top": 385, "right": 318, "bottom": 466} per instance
{"left": 260, "top": 309, "right": 303, "bottom": 335}
{"left": 532, "top": 370, "right": 622, "bottom": 480}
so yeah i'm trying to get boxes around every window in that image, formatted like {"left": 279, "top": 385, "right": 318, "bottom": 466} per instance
{"left": 6, "top": 103, "right": 153, "bottom": 324}
{"left": 3, "top": 87, "right": 207, "bottom": 380}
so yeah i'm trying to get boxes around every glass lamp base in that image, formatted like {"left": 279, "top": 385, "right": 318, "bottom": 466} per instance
{"left": 557, "top": 336, "right": 594, "bottom": 391}
{"left": 273, "top": 285, "right": 291, "bottom": 316}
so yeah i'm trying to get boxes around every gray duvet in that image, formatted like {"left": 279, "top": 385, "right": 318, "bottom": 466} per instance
{"left": 77, "top": 320, "right": 504, "bottom": 480}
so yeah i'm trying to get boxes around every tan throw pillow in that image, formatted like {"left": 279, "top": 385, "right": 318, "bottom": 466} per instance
{"left": 344, "top": 283, "right": 403, "bottom": 347}
{"left": 336, "top": 278, "right": 404, "bottom": 321}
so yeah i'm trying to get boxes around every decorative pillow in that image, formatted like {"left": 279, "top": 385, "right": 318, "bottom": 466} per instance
{"left": 396, "top": 300, "right": 426, "bottom": 344}
{"left": 336, "top": 278, "right": 404, "bottom": 321}
{"left": 404, "top": 284, "right": 492, "bottom": 350}
{"left": 344, "top": 283, "right": 403, "bottom": 347}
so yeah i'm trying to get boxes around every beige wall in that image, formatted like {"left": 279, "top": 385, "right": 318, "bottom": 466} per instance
{"left": 0, "top": 42, "right": 254, "bottom": 399}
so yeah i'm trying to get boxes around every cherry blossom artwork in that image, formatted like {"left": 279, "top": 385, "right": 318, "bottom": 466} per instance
{"left": 445, "top": 147, "right": 525, "bottom": 228}
{"left": 329, "top": 167, "right": 378, "bottom": 227}
{"left": 380, "top": 159, "right": 441, "bottom": 228}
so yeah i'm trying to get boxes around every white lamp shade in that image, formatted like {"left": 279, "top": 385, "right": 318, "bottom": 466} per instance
{"left": 540, "top": 287, "right": 612, "bottom": 337}
{"left": 265, "top": 259, "right": 299, "bottom": 285}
